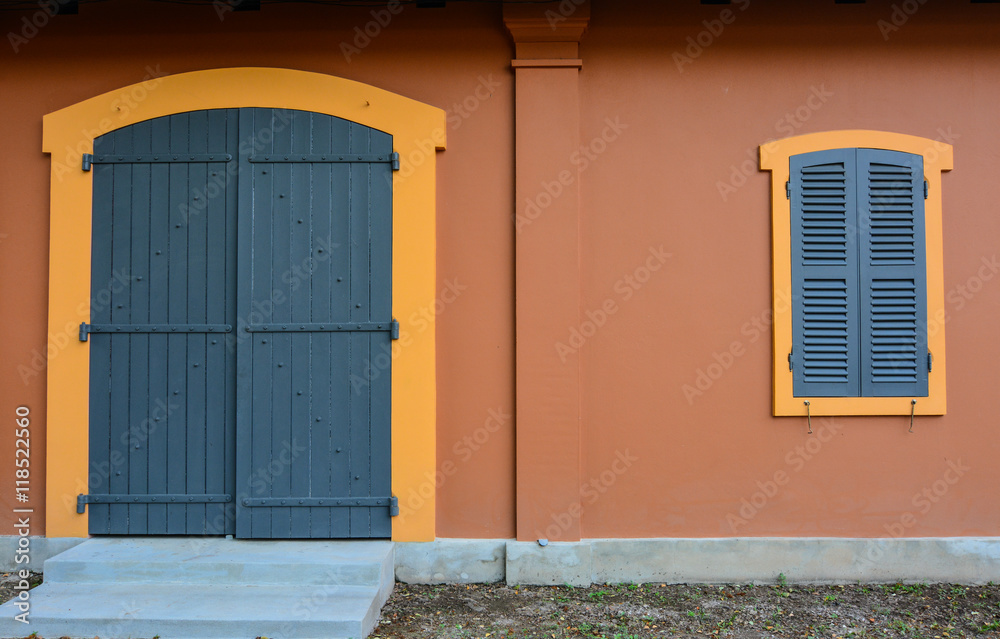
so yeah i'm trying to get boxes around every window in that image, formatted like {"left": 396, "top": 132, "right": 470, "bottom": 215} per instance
{"left": 761, "top": 131, "right": 950, "bottom": 416}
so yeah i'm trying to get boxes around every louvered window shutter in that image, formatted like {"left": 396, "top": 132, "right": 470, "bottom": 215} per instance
{"left": 791, "top": 149, "right": 861, "bottom": 397}
{"left": 858, "top": 149, "right": 929, "bottom": 397}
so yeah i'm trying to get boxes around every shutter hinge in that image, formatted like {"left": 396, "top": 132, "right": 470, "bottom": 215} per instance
{"left": 788, "top": 350, "right": 793, "bottom": 371}
{"left": 389, "top": 495, "right": 399, "bottom": 517}
{"left": 785, "top": 180, "right": 791, "bottom": 200}
{"left": 391, "top": 151, "right": 400, "bottom": 171}
{"left": 82, "top": 153, "right": 93, "bottom": 172}
{"left": 390, "top": 319, "right": 400, "bottom": 340}
{"left": 79, "top": 322, "right": 90, "bottom": 342}
{"left": 928, "top": 351, "right": 933, "bottom": 372}
{"left": 924, "top": 180, "right": 929, "bottom": 199}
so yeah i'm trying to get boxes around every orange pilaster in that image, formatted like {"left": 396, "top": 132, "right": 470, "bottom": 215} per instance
{"left": 505, "top": 4, "right": 589, "bottom": 542}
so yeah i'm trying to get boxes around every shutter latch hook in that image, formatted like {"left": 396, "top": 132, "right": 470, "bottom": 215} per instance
{"left": 908, "top": 399, "right": 916, "bottom": 433}
{"left": 804, "top": 401, "right": 812, "bottom": 435}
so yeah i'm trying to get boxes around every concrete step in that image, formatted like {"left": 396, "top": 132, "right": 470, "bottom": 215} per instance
{"left": 43, "top": 537, "right": 393, "bottom": 586}
{"left": 0, "top": 538, "right": 395, "bottom": 639}
{"left": 0, "top": 582, "right": 386, "bottom": 639}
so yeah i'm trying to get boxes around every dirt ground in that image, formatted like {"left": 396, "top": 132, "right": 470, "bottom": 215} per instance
{"left": 1, "top": 574, "right": 999, "bottom": 638}
{"left": 0, "top": 571, "right": 41, "bottom": 612}
{"left": 373, "top": 581, "right": 1000, "bottom": 639}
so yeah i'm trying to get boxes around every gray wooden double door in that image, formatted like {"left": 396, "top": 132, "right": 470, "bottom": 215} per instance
{"left": 85, "top": 108, "right": 394, "bottom": 538}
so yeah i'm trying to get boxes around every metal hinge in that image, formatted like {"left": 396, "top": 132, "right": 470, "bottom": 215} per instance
{"left": 80, "top": 322, "right": 233, "bottom": 342}
{"left": 788, "top": 350, "right": 793, "bottom": 371}
{"left": 82, "top": 153, "right": 93, "bottom": 171}
{"left": 242, "top": 320, "right": 399, "bottom": 339}
{"left": 391, "top": 151, "right": 400, "bottom": 171}
{"left": 238, "top": 494, "right": 399, "bottom": 517}
{"left": 928, "top": 351, "right": 933, "bottom": 372}
{"left": 785, "top": 180, "right": 791, "bottom": 200}
{"left": 77, "top": 493, "right": 231, "bottom": 514}
{"left": 924, "top": 180, "right": 929, "bottom": 199}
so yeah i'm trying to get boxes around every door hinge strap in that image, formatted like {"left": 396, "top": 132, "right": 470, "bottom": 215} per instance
{"left": 245, "top": 321, "right": 399, "bottom": 336}
{"left": 248, "top": 153, "right": 396, "bottom": 165}
{"left": 241, "top": 496, "right": 395, "bottom": 509}
{"left": 77, "top": 493, "right": 231, "bottom": 514}
{"left": 89, "top": 153, "right": 233, "bottom": 165}
{"left": 80, "top": 323, "right": 232, "bottom": 341}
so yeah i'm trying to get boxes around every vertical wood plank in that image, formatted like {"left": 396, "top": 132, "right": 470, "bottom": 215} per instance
{"left": 88, "top": 132, "right": 116, "bottom": 535}
{"left": 146, "top": 115, "right": 172, "bottom": 534}
{"left": 348, "top": 123, "right": 373, "bottom": 537}
{"left": 127, "top": 120, "right": 152, "bottom": 534}
{"left": 166, "top": 112, "right": 190, "bottom": 534}
{"left": 369, "top": 129, "right": 394, "bottom": 538}
{"left": 329, "top": 118, "right": 353, "bottom": 538}
{"left": 108, "top": 125, "right": 134, "bottom": 535}
{"left": 235, "top": 108, "right": 257, "bottom": 539}
{"left": 308, "top": 113, "right": 334, "bottom": 538}
{"left": 288, "top": 110, "right": 312, "bottom": 538}
{"left": 249, "top": 108, "right": 276, "bottom": 537}
{"left": 269, "top": 108, "right": 294, "bottom": 538}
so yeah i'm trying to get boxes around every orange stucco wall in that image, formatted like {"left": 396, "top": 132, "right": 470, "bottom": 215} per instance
{"left": 2, "top": 0, "right": 999, "bottom": 540}
{"left": 575, "top": 1, "right": 1000, "bottom": 537}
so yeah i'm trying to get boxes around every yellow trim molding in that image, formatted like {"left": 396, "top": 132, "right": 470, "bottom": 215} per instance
{"left": 42, "top": 67, "right": 445, "bottom": 540}
{"left": 760, "top": 130, "right": 951, "bottom": 417}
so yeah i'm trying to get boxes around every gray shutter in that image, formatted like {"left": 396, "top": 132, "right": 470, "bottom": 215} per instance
{"left": 858, "top": 149, "right": 929, "bottom": 397}
{"left": 790, "top": 149, "right": 861, "bottom": 397}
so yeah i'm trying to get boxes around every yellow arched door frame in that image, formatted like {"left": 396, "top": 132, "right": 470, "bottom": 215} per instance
{"left": 42, "top": 67, "right": 444, "bottom": 540}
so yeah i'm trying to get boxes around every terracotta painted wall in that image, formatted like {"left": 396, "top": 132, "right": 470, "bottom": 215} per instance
{"left": 575, "top": 0, "right": 1000, "bottom": 538}
{"left": 2, "top": 0, "right": 999, "bottom": 540}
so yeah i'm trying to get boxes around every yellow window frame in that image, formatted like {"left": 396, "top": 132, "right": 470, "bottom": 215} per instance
{"left": 760, "top": 131, "right": 951, "bottom": 417}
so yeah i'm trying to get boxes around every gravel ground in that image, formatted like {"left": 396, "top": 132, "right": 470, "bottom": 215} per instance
{"left": 373, "top": 581, "right": 1000, "bottom": 639}
{"left": 0, "top": 571, "right": 41, "bottom": 612}
{"left": 1, "top": 574, "right": 998, "bottom": 638}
